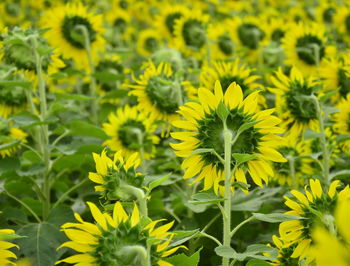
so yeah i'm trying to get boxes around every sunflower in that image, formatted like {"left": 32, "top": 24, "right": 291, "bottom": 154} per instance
{"left": 270, "top": 137, "right": 312, "bottom": 188}
{"left": 171, "top": 80, "right": 286, "bottom": 195}
{"left": 279, "top": 179, "right": 350, "bottom": 262}
{"left": 333, "top": 93, "right": 350, "bottom": 152}
{"left": 42, "top": 2, "right": 105, "bottom": 71}
{"left": 0, "top": 228, "right": 19, "bottom": 265}
{"left": 172, "top": 10, "right": 209, "bottom": 58}
{"left": 89, "top": 150, "right": 144, "bottom": 200}
{"left": 314, "top": 1, "right": 337, "bottom": 25}
{"left": 282, "top": 22, "right": 335, "bottom": 75}
{"left": 0, "top": 67, "right": 27, "bottom": 118}
{"left": 137, "top": 29, "right": 163, "bottom": 57}
{"left": 319, "top": 54, "right": 350, "bottom": 102}
{"left": 334, "top": 6, "right": 350, "bottom": 43}
{"left": 269, "top": 67, "right": 320, "bottom": 139}
{"left": 199, "top": 59, "right": 264, "bottom": 106}
{"left": 311, "top": 199, "right": 350, "bottom": 266}
{"left": 153, "top": 4, "right": 189, "bottom": 40}
{"left": 128, "top": 61, "right": 195, "bottom": 124}
{"left": 102, "top": 105, "right": 159, "bottom": 159}
{"left": 56, "top": 201, "right": 186, "bottom": 266}
{"left": 230, "top": 16, "right": 268, "bottom": 62}
{"left": 0, "top": 0, "right": 25, "bottom": 26}
{"left": 265, "top": 235, "right": 300, "bottom": 266}
{"left": 0, "top": 27, "right": 65, "bottom": 83}
{"left": 95, "top": 54, "right": 128, "bottom": 103}
{"left": 207, "top": 21, "right": 236, "bottom": 60}
{"left": 105, "top": 6, "right": 133, "bottom": 43}
{"left": 0, "top": 124, "right": 27, "bottom": 158}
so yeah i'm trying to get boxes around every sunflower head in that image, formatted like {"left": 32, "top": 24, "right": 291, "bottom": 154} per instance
{"left": 0, "top": 228, "right": 20, "bottom": 265}
{"left": 89, "top": 150, "right": 144, "bottom": 201}
{"left": 0, "top": 121, "right": 27, "bottom": 158}
{"left": 269, "top": 67, "right": 320, "bottom": 139}
{"left": 171, "top": 80, "right": 286, "bottom": 195}
{"left": 208, "top": 21, "right": 236, "bottom": 59}
{"left": 279, "top": 179, "right": 350, "bottom": 261}
{"left": 57, "top": 201, "right": 185, "bottom": 266}
{"left": 333, "top": 93, "right": 350, "bottom": 152}
{"left": 102, "top": 105, "right": 160, "bottom": 160}
{"left": 42, "top": 2, "right": 105, "bottom": 71}
{"left": 0, "top": 27, "right": 64, "bottom": 75}
{"left": 266, "top": 235, "right": 300, "bottom": 266}
{"left": 128, "top": 61, "right": 195, "bottom": 124}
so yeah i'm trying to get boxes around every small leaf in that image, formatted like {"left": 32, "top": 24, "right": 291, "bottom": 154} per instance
{"left": 54, "top": 93, "right": 93, "bottom": 101}
{"left": 148, "top": 173, "right": 172, "bottom": 191}
{"left": 165, "top": 247, "right": 201, "bottom": 266}
{"left": 252, "top": 213, "right": 304, "bottom": 223}
{"left": 215, "top": 246, "right": 237, "bottom": 259}
{"left": 323, "top": 106, "right": 339, "bottom": 115}
{"left": 68, "top": 120, "right": 107, "bottom": 139}
{"left": 189, "top": 191, "right": 224, "bottom": 205}
{"left": 192, "top": 148, "right": 216, "bottom": 155}
{"left": 247, "top": 259, "right": 272, "bottom": 266}
{"left": 320, "top": 88, "right": 339, "bottom": 102}
{"left": 237, "top": 120, "right": 258, "bottom": 135}
{"left": 232, "top": 153, "right": 257, "bottom": 165}
{"left": 329, "top": 170, "right": 350, "bottom": 180}
{"left": 216, "top": 102, "right": 229, "bottom": 121}
{"left": 169, "top": 229, "right": 199, "bottom": 247}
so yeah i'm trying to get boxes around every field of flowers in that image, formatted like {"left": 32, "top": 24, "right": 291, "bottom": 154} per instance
{"left": 1, "top": 0, "right": 350, "bottom": 265}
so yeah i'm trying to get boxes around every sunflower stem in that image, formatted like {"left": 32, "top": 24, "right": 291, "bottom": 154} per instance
{"left": 120, "top": 245, "right": 150, "bottom": 266}
{"left": 52, "top": 178, "right": 88, "bottom": 209}
{"left": 229, "top": 216, "right": 255, "bottom": 238}
{"left": 222, "top": 121, "right": 233, "bottom": 266}
{"left": 31, "top": 36, "right": 51, "bottom": 220}
{"left": 312, "top": 95, "right": 330, "bottom": 186}
{"left": 287, "top": 155, "right": 297, "bottom": 189}
{"left": 134, "top": 128, "right": 147, "bottom": 173}
{"left": 76, "top": 24, "right": 98, "bottom": 125}
{"left": 122, "top": 184, "right": 148, "bottom": 218}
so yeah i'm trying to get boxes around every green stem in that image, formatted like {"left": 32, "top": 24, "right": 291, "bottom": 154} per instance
{"left": 31, "top": 36, "right": 50, "bottom": 220}
{"left": 222, "top": 122, "right": 233, "bottom": 266}
{"left": 120, "top": 245, "right": 150, "bottom": 266}
{"left": 122, "top": 184, "right": 148, "bottom": 217}
{"left": 312, "top": 95, "right": 330, "bottom": 186}
{"left": 51, "top": 129, "right": 70, "bottom": 147}
{"left": 200, "top": 232, "right": 222, "bottom": 246}
{"left": 52, "top": 179, "right": 88, "bottom": 209}
{"left": 5, "top": 190, "right": 41, "bottom": 223}
{"left": 287, "top": 155, "right": 297, "bottom": 189}
{"left": 230, "top": 216, "right": 255, "bottom": 238}
{"left": 76, "top": 25, "right": 98, "bottom": 124}
{"left": 135, "top": 129, "right": 146, "bottom": 173}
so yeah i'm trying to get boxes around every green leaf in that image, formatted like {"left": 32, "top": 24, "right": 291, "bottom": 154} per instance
{"left": 11, "top": 111, "right": 59, "bottom": 128}
{"left": 216, "top": 102, "right": 229, "bottom": 121}
{"left": 215, "top": 245, "right": 277, "bottom": 261}
{"left": 232, "top": 181, "right": 250, "bottom": 190}
{"left": 54, "top": 93, "right": 93, "bottom": 101}
{"left": 189, "top": 191, "right": 224, "bottom": 205}
{"left": 93, "top": 72, "right": 124, "bottom": 82}
{"left": 191, "top": 148, "right": 216, "bottom": 155}
{"left": 165, "top": 248, "right": 201, "bottom": 266}
{"left": 323, "top": 106, "right": 339, "bottom": 115}
{"left": 22, "top": 150, "right": 42, "bottom": 163}
{"left": 329, "top": 170, "right": 350, "bottom": 180}
{"left": 17, "top": 163, "right": 46, "bottom": 176}
{"left": 47, "top": 205, "right": 75, "bottom": 227}
{"left": 147, "top": 173, "right": 172, "bottom": 191}
{"left": 0, "top": 157, "right": 20, "bottom": 174}
{"left": 102, "top": 89, "right": 129, "bottom": 99}
{"left": 0, "top": 140, "right": 20, "bottom": 151}
{"left": 0, "top": 80, "right": 32, "bottom": 88}
{"left": 303, "top": 130, "right": 324, "bottom": 140}
{"left": 52, "top": 154, "right": 86, "bottom": 172}
{"left": 246, "top": 259, "right": 272, "bottom": 266}
{"left": 0, "top": 233, "right": 23, "bottom": 240}
{"left": 68, "top": 120, "right": 107, "bottom": 139}
{"left": 320, "top": 88, "right": 339, "bottom": 102}
{"left": 15, "top": 222, "right": 67, "bottom": 266}
{"left": 336, "top": 134, "right": 350, "bottom": 143}
{"left": 252, "top": 213, "right": 303, "bottom": 223}
{"left": 237, "top": 120, "right": 258, "bottom": 135}
{"left": 232, "top": 153, "right": 257, "bottom": 165}
{"left": 169, "top": 229, "right": 199, "bottom": 247}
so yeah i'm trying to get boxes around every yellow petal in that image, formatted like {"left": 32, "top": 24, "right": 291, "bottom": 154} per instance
{"left": 87, "top": 202, "right": 107, "bottom": 230}
{"left": 214, "top": 80, "right": 223, "bottom": 102}
{"left": 113, "top": 202, "right": 128, "bottom": 225}
{"left": 258, "top": 147, "right": 287, "bottom": 162}
{"left": 310, "top": 179, "right": 323, "bottom": 198}
{"left": 131, "top": 203, "right": 140, "bottom": 227}
{"left": 224, "top": 82, "right": 243, "bottom": 109}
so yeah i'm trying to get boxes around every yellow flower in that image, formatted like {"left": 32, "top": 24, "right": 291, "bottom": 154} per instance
{"left": 102, "top": 105, "right": 159, "bottom": 159}
{"left": 319, "top": 54, "right": 350, "bottom": 102}
{"left": 172, "top": 10, "right": 209, "bottom": 58}
{"left": 311, "top": 199, "right": 350, "bottom": 266}
{"left": 282, "top": 22, "right": 335, "bottom": 75}
{"left": 0, "top": 126, "right": 27, "bottom": 158}
{"left": 171, "top": 80, "right": 286, "bottom": 195}
{"left": 269, "top": 67, "right": 320, "bottom": 139}
{"left": 42, "top": 2, "right": 105, "bottom": 71}
{"left": 333, "top": 93, "right": 350, "bottom": 152}
{"left": 137, "top": 29, "right": 163, "bottom": 57}
{"left": 0, "top": 228, "right": 19, "bottom": 265}
{"left": 200, "top": 59, "right": 264, "bottom": 107}
{"left": 56, "top": 201, "right": 186, "bottom": 266}
{"left": 279, "top": 179, "right": 350, "bottom": 262}
{"left": 265, "top": 235, "right": 299, "bottom": 265}
{"left": 89, "top": 150, "right": 143, "bottom": 200}
{"left": 128, "top": 61, "right": 195, "bottom": 124}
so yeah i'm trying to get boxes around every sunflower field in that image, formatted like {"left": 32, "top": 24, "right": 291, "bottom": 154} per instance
{"left": 1, "top": 0, "right": 350, "bottom": 265}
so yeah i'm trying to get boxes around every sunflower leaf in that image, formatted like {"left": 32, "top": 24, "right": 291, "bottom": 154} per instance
{"left": 189, "top": 191, "right": 224, "bottom": 205}
{"left": 237, "top": 120, "right": 258, "bottom": 135}
{"left": 252, "top": 213, "right": 304, "bottom": 223}
{"left": 216, "top": 102, "right": 229, "bottom": 122}
{"left": 147, "top": 172, "right": 172, "bottom": 191}
{"left": 165, "top": 247, "right": 201, "bottom": 266}
{"left": 232, "top": 153, "right": 257, "bottom": 165}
